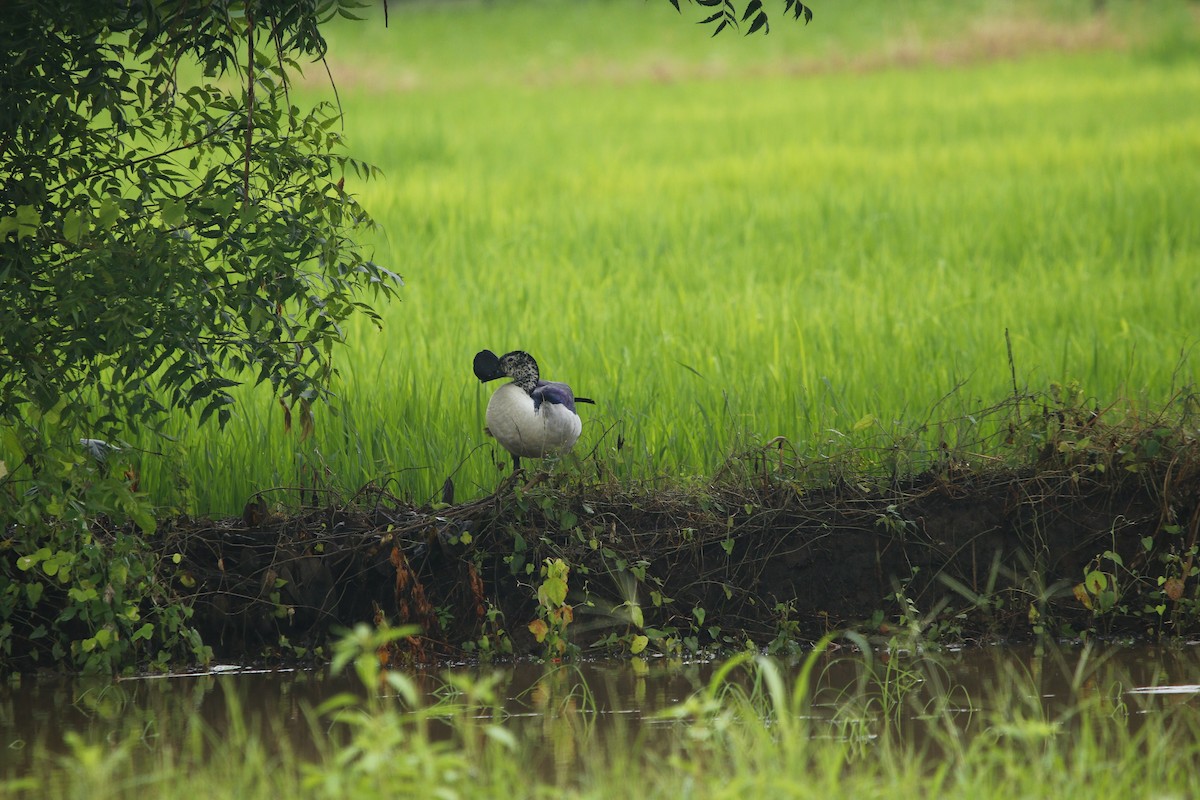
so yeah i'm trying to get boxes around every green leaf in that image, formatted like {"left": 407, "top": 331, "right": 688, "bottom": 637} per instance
{"left": 630, "top": 635, "right": 649, "bottom": 655}
{"left": 63, "top": 210, "right": 86, "bottom": 243}
{"left": 133, "top": 623, "right": 155, "bottom": 642}
{"left": 0, "top": 427, "right": 22, "bottom": 461}
{"left": 129, "top": 504, "right": 157, "bottom": 534}
{"left": 741, "top": 0, "right": 762, "bottom": 22}
{"left": 15, "top": 205, "right": 40, "bottom": 240}
{"left": 96, "top": 198, "right": 120, "bottom": 229}
{"left": 630, "top": 604, "right": 644, "bottom": 629}
{"left": 853, "top": 414, "right": 877, "bottom": 432}
{"left": 540, "top": 576, "right": 568, "bottom": 608}
{"left": 161, "top": 198, "right": 186, "bottom": 226}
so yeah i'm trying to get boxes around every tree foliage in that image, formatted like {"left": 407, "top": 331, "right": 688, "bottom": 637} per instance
{"left": 0, "top": 0, "right": 398, "bottom": 672}
{"left": 666, "top": 0, "right": 814, "bottom": 36}
{"left": 1, "top": 0, "right": 398, "bottom": 439}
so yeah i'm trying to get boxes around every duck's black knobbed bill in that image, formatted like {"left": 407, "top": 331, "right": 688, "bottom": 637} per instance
{"left": 473, "top": 349, "right": 503, "bottom": 382}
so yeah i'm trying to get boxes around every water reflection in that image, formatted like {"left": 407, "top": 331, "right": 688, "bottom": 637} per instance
{"left": 2, "top": 641, "right": 1199, "bottom": 780}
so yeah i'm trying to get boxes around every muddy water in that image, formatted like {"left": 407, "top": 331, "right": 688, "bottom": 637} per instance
{"left": 3, "top": 643, "right": 1200, "bottom": 778}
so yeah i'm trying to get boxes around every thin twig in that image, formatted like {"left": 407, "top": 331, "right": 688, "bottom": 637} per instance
{"left": 242, "top": 6, "right": 256, "bottom": 204}
{"left": 1006, "top": 327, "right": 1021, "bottom": 427}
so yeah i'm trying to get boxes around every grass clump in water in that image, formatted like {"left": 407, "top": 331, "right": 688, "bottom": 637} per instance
{"left": 7, "top": 629, "right": 1200, "bottom": 799}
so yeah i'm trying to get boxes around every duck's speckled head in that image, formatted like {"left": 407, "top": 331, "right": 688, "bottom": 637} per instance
{"left": 473, "top": 349, "right": 540, "bottom": 393}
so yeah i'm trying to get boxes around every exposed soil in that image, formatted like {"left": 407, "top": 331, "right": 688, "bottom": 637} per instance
{"left": 158, "top": 434, "right": 1200, "bottom": 664}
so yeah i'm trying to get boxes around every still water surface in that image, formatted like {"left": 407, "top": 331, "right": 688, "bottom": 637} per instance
{"left": 3, "top": 642, "right": 1200, "bottom": 779}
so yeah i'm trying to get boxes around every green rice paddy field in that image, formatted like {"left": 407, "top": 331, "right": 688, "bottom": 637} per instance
{"left": 147, "top": 0, "right": 1200, "bottom": 514}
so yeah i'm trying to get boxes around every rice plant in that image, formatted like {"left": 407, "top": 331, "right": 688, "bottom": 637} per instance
{"left": 129, "top": 0, "right": 1200, "bottom": 513}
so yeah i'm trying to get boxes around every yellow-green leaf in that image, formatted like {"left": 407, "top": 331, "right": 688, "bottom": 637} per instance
{"left": 161, "top": 198, "right": 186, "bottom": 226}
{"left": 853, "top": 414, "right": 877, "bottom": 432}
{"left": 15, "top": 205, "right": 40, "bottom": 240}
{"left": 63, "top": 209, "right": 86, "bottom": 243}
{"left": 630, "top": 634, "right": 649, "bottom": 655}
{"left": 630, "top": 604, "right": 644, "bottom": 629}
{"left": 97, "top": 197, "right": 120, "bottom": 229}
{"left": 1084, "top": 570, "right": 1108, "bottom": 595}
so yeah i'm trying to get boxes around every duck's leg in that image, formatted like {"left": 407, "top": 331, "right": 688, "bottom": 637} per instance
{"left": 492, "top": 455, "right": 525, "bottom": 498}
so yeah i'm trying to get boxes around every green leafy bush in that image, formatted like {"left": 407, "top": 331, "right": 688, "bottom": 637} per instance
{"left": 0, "top": 0, "right": 397, "bottom": 672}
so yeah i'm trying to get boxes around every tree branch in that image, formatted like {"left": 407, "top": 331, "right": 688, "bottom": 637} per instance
{"left": 243, "top": 6, "right": 256, "bottom": 205}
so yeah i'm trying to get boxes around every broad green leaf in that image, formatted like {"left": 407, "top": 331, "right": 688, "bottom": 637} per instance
{"left": 629, "top": 604, "right": 645, "bottom": 629}
{"left": 161, "top": 198, "right": 186, "bottom": 226}
{"left": 1, "top": 428, "right": 24, "bottom": 461}
{"left": 96, "top": 198, "right": 120, "bottom": 229}
{"left": 63, "top": 209, "right": 86, "bottom": 243}
{"left": 15, "top": 205, "right": 40, "bottom": 240}
{"left": 540, "top": 576, "right": 568, "bottom": 608}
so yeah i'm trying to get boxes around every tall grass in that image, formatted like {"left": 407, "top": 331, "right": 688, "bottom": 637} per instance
{"left": 134, "top": 0, "right": 1200, "bottom": 513}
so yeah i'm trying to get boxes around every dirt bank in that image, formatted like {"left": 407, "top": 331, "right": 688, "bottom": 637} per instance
{"left": 161, "top": 435, "right": 1200, "bottom": 662}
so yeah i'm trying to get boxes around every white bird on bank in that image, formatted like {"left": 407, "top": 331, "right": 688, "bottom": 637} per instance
{"left": 473, "top": 349, "right": 594, "bottom": 471}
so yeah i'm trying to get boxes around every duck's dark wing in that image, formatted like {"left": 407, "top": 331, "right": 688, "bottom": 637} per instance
{"left": 532, "top": 381, "right": 578, "bottom": 412}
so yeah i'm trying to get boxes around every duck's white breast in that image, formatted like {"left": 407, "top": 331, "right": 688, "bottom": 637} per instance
{"left": 486, "top": 383, "right": 582, "bottom": 459}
